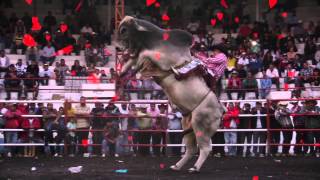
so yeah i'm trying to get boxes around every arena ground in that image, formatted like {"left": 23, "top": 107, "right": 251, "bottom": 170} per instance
{"left": 0, "top": 156, "right": 319, "bottom": 180}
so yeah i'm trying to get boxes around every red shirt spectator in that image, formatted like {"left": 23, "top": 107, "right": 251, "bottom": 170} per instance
{"left": 4, "top": 104, "right": 22, "bottom": 129}
{"left": 223, "top": 103, "right": 240, "bottom": 128}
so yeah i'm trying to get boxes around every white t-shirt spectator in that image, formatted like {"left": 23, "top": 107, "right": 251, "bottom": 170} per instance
{"left": 15, "top": 64, "right": 27, "bottom": 76}
{"left": 39, "top": 68, "right": 54, "bottom": 77}
{"left": 0, "top": 56, "right": 10, "bottom": 68}
{"left": 266, "top": 68, "right": 279, "bottom": 78}
{"left": 237, "top": 57, "right": 249, "bottom": 66}
{"left": 42, "top": 46, "right": 55, "bottom": 58}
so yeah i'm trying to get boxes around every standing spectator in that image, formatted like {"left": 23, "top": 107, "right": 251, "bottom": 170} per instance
{"left": 136, "top": 105, "right": 152, "bottom": 156}
{"left": 43, "top": 11, "right": 57, "bottom": 33}
{"left": 50, "top": 107, "right": 66, "bottom": 157}
{"left": 90, "top": 102, "right": 105, "bottom": 156}
{"left": 290, "top": 101, "right": 305, "bottom": 155}
{"left": 241, "top": 72, "right": 259, "bottom": 99}
{"left": 304, "top": 38, "right": 317, "bottom": 61}
{"left": 223, "top": 103, "right": 240, "bottom": 156}
{"left": 117, "top": 103, "right": 129, "bottom": 155}
{"left": 105, "top": 102, "right": 120, "bottom": 124}
{"left": 4, "top": 65, "right": 22, "bottom": 100}
{"left": 251, "top": 102, "right": 267, "bottom": 157}
{"left": 226, "top": 71, "right": 242, "bottom": 100}
{"left": 21, "top": 12, "right": 32, "bottom": 31}
{"left": 40, "top": 42, "right": 56, "bottom": 65}
{"left": 237, "top": 103, "right": 253, "bottom": 157}
{"left": 168, "top": 109, "right": 182, "bottom": 156}
{"left": 302, "top": 100, "right": 320, "bottom": 157}
{"left": 74, "top": 96, "right": 91, "bottom": 156}
{"left": 152, "top": 104, "right": 168, "bottom": 157}
{"left": 4, "top": 104, "right": 22, "bottom": 157}
{"left": 127, "top": 104, "right": 139, "bottom": 156}
{"left": 39, "top": 64, "right": 54, "bottom": 86}
{"left": 102, "top": 121, "right": 119, "bottom": 157}
{"left": 275, "top": 101, "right": 294, "bottom": 156}
{"left": 266, "top": 64, "right": 280, "bottom": 91}
{"left": 260, "top": 70, "right": 272, "bottom": 98}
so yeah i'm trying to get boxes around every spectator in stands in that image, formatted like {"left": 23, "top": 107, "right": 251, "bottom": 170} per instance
{"left": 100, "top": 70, "right": 108, "bottom": 83}
{"left": 81, "top": 24, "right": 94, "bottom": 35}
{"left": 300, "top": 62, "right": 313, "bottom": 84}
{"left": 302, "top": 99, "right": 320, "bottom": 157}
{"left": 43, "top": 11, "right": 57, "bottom": 33}
{"left": 40, "top": 42, "right": 56, "bottom": 66}
{"left": 74, "top": 96, "right": 91, "bottom": 157}
{"left": 241, "top": 72, "right": 259, "bottom": 99}
{"left": 11, "top": 28, "right": 25, "bottom": 54}
{"left": 262, "top": 51, "right": 274, "bottom": 70}
{"left": 23, "top": 72, "right": 39, "bottom": 100}
{"left": 21, "top": 12, "right": 32, "bottom": 31}
{"left": 54, "top": 59, "right": 69, "bottom": 85}
{"left": 71, "top": 60, "right": 83, "bottom": 76}
{"left": 310, "top": 69, "right": 320, "bottom": 86}
{"left": 290, "top": 101, "right": 305, "bottom": 155}
{"left": 168, "top": 108, "right": 182, "bottom": 156}
{"left": 26, "top": 59, "right": 39, "bottom": 79}
{"left": 259, "top": 70, "right": 272, "bottom": 99}
{"left": 105, "top": 102, "right": 120, "bottom": 124}
{"left": 117, "top": 103, "right": 129, "bottom": 155}
{"left": 84, "top": 43, "right": 96, "bottom": 67}
{"left": 4, "top": 64, "right": 22, "bottom": 100}
{"left": 0, "top": 50, "right": 10, "bottom": 72}
{"left": 90, "top": 102, "right": 106, "bottom": 156}
{"left": 238, "top": 22, "right": 252, "bottom": 38}
{"left": 21, "top": 108, "right": 41, "bottom": 157}
{"left": 97, "top": 44, "right": 112, "bottom": 66}
{"left": 127, "top": 104, "right": 139, "bottom": 156}
{"left": 102, "top": 121, "right": 119, "bottom": 157}
{"left": 50, "top": 107, "right": 66, "bottom": 157}
{"left": 39, "top": 64, "right": 54, "bottom": 86}
{"left": 275, "top": 101, "right": 294, "bottom": 156}
{"left": 247, "top": 53, "right": 262, "bottom": 75}
{"left": 136, "top": 104, "right": 152, "bottom": 156}
{"left": 266, "top": 64, "right": 280, "bottom": 91}
{"left": 4, "top": 103, "right": 22, "bottom": 157}
{"left": 15, "top": 59, "right": 26, "bottom": 78}
{"left": 251, "top": 102, "right": 267, "bottom": 157}
{"left": 223, "top": 102, "right": 239, "bottom": 156}
{"left": 42, "top": 103, "right": 58, "bottom": 155}
{"left": 237, "top": 103, "right": 253, "bottom": 157}
{"left": 304, "top": 38, "right": 317, "bottom": 61}
{"left": 226, "top": 70, "right": 242, "bottom": 100}
{"left": 152, "top": 104, "right": 167, "bottom": 156}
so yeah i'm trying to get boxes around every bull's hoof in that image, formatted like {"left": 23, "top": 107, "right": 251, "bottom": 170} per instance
{"left": 188, "top": 166, "right": 200, "bottom": 173}
{"left": 170, "top": 165, "right": 180, "bottom": 171}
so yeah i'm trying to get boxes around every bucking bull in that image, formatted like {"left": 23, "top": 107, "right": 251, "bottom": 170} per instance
{"left": 118, "top": 16, "right": 225, "bottom": 173}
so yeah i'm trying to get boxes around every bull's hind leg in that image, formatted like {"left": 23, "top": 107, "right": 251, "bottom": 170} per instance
{"left": 170, "top": 133, "right": 197, "bottom": 171}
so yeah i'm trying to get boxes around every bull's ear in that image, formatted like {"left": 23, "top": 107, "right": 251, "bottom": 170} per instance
{"left": 133, "top": 21, "right": 148, "bottom": 31}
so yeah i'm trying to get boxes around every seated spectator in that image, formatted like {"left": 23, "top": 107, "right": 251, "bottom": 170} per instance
{"left": 310, "top": 69, "right": 320, "bottom": 86}
{"left": 11, "top": 30, "right": 25, "bottom": 54}
{"left": 247, "top": 53, "right": 262, "bottom": 75}
{"left": 260, "top": 70, "right": 272, "bottom": 99}
{"left": 100, "top": 70, "right": 108, "bottom": 83}
{"left": 102, "top": 121, "right": 119, "bottom": 157}
{"left": 39, "top": 64, "right": 54, "bottom": 86}
{"left": 237, "top": 53, "right": 249, "bottom": 67}
{"left": 262, "top": 50, "right": 274, "bottom": 70}
{"left": 223, "top": 102, "right": 240, "bottom": 156}
{"left": 15, "top": 59, "right": 26, "bottom": 78}
{"left": 241, "top": 72, "right": 259, "bottom": 99}
{"left": 23, "top": 72, "right": 39, "bottom": 100}
{"left": 4, "top": 65, "right": 22, "bottom": 100}
{"left": 225, "top": 53, "right": 237, "bottom": 78}
{"left": 71, "top": 60, "right": 83, "bottom": 76}
{"left": 54, "top": 59, "right": 69, "bottom": 85}
{"left": 284, "top": 64, "right": 298, "bottom": 84}
{"left": 40, "top": 42, "right": 55, "bottom": 65}
{"left": 226, "top": 70, "right": 242, "bottom": 100}
{"left": 26, "top": 60, "right": 39, "bottom": 79}
{"left": 266, "top": 64, "right": 280, "bottom": 90}
{"left": 4, "top": 103, "right": 22, "bottom": 157}
{"left": 300, "top": 62, "right": 314, "bottom": 84}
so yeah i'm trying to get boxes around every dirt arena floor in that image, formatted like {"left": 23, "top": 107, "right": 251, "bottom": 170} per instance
{"left": 0, "top": 156, "right": 319, "bottom": 180}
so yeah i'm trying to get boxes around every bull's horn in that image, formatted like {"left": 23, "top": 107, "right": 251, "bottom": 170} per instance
{"left": 171, "top": 66, "right": 180, "bottom": 75}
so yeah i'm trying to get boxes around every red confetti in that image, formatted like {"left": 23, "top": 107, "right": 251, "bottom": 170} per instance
{"left": 196, "top": 131, "right": 203, "bottom": 137}
{"left": 216, "top": 12, "right": 224, "bottom": 21}
{"left": 146, "top": 0, "right": 156, "bottom": 7}
{"left": 128, "top": 136, "right": 133, "bottom": 141}
{"left": 155, "top": 2, "right": 160, "bottom": 8}
{"left": 252, "top": 176, "right": 259, "bottom": 180}
{"left": 210, "top": 18, "right": 217, "bottom": 26}
{"left": 162, "top": 32, "right": 169, "bottom": 41}
{"left": 31, "top": 16, "right": 42, "bottom": 31}
{"left": 277, "top": 34, "right": 284, "bottom": 40}
{"left": 45, "top": 34, "right": 51, "bottom": 42}
{"left": 23, "top": 34, "right": 37, "bottom": 47}
{"left": 234, "top": 16, "right": 240, "bottom": 23}
{"left": 25, "top": 0, "right": 32, "bottom": 5}
{"left": 162, "top": 14, "right": 170, "bottom": 21}
{"left": 75, "top": 0, "right": 84, "bottom": 12}
{"left": 55, "top": 45, "right": 74, "bottom": 56}
{"left": 82, "top": 139, "right": 88, "bottom": 147}
{"left": 269, "top": 0, "right": 277, "bottom": 9}
{"left": 87, "top": 73, "right": 99, "bottom": 84}
{"left": 220, "top": 0, "right": 229, "bottom": 9}
{"left": 159, "top": 163, "right": 165, "bottom": 169}
{"left": 281, "top": 12, "right": 288, "bottom": 18}
{"left": 154, "top": 52, "right": 161, "bottom": 60}
{"left": 253, "top": 32, "right": 259, "bottom": 38}
{"left": 60, "top": 23, "right": 68, "bottom": 33}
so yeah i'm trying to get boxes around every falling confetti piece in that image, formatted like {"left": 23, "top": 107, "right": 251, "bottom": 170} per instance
{"left": 128, "top": 136, "right": 133, "bottom": 141}
{"left": 31, "top": 16, "right": 42, "bottom": 31}
{"left": 112, "top": 95, "right": 119, "bottom": 101}
{"left": 159, "top": 163, "right": 165, "bottom": 169}
{"left": 234, "top": 17, "right": 240, "bottom": 23}
{"left": 281, "top": 12, "right": 288, "bottom": 18}
{"left": 155, "top": 2, "right": 160, "bottom": 8}
{"left": 220, "top": 0, "right": 229, "bottom": 9}
{"left": 163, "top": 32, "right": 169, "bottom": 41}
{"left": 210, "top": 18, "right": 217, "bottom": 26}
{"left": 25, "top": 0, "right": 32, "bottom": 5}
{"left": 23, "top": 34, "right": 37, "bottom": 47}
{"left": 162, "top": 14, "right": 170, "bottom": 21}
{"left": 216, "top": 12, "right": 224, "bottom": 21}
{"left": 55, "top": 45, "right": 74, "bottom": 56}
{"left": 269, "top": 0, "right": 277, "bottom": 9}
{"left": 146, "top": 0, "right": 156, "bottom": 7}
{"left": 60, "top": 23, "right": 68, "bottom": 33}
{"left": 252, "top": 176, "right": 259, "bottom": 180}
{"left": 45, "top": 34, "right": 51, "bottom": 42}
{"left": 87, "top": 73, "right": 99, "bottom": 84}
{"left": 75, "top": 0, "right": 84, "bottom": 12}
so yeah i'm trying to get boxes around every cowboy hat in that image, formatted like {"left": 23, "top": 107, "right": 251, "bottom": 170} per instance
{"left": 211, "top": 44, "right": 229, "bottom": 55}
{"left": 278, "top": 101, "right": 288, "bottom": 106}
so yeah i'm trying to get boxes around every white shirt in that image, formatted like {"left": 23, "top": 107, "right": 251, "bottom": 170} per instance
{"left": 42, "top": 46, "right": 55, "bottom": 57}
{"left": 256, "top": 110, "right": 262, "bottom": 128}
{"left": 0, "top": 57, "right": 7, "bottom": 67}
{"left": 80, "top": 26, "right": 93, "bottom": 34}
{"left": 39, "top": 69, "right": 54, "bottom": 77}
{"left": 237, "top": 57, "right": 249, "bottom": 66}
{"left": 266, "top": 68, "right": 279, "bottom": 78}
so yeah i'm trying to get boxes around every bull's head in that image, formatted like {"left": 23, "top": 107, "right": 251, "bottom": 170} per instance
{"left": 118, "top": 16, "right": 193, "bottom": 77}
